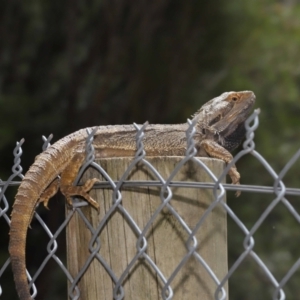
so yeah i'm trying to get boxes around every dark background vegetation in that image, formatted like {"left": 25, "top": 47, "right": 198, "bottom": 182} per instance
{"left": 1, "top": 0, "right": 300, "bottom": 299}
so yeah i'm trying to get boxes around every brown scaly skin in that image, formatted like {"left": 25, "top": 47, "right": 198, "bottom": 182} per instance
{"left": 9, "top": 91, "right": 255, "bottom": 300}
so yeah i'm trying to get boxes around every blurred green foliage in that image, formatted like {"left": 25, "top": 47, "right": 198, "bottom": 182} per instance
{"left": 1, "top": 0, "right": 300, "bottom": 299}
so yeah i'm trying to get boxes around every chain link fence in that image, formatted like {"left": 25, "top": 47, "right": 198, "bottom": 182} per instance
{"left": 1, "top": 109, "right": 300, "bottom": 299}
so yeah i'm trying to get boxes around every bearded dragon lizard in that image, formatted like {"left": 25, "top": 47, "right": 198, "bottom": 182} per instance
{"left": 9, "top": 90, "right": 255, "bottom": 300}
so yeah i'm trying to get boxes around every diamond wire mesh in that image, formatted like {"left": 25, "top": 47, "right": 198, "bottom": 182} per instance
{"left": 0, "top": 109, "right": 300, "bottom": 299}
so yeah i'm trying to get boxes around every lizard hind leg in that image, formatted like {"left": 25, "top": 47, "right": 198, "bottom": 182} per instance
{"left": 39, "top": 178, "right": 60, "bottom": 209}
{"left": 59, "top": 152, "right": 100, "bottom": 212}
{"left": 27, "top": 178, "right": 61, "bottom": 228}
{"left": 61, "top": 179, "right": 100, "bottom": 213}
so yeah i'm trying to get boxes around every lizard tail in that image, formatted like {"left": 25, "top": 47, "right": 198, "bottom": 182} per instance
{"left": 8, "top": 128, "right": 86, "bottom": 300}
{"left": 9, "top": 148, "right": 66, "bottom": 300}
{"left": 9, "top": 152, "right": 60, "bottom": 300}
{"left": 10, "top": 205, "right": 33, "bottom": 299}
{"left": 9, "top": 176, "right": 41, "bottom": 300}
{"left": 9, "top": 130, "right": 84, "bottom": 299}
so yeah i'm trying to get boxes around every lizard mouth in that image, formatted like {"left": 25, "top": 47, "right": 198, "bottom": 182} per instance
{"left": 212, "top": 92, "right": 256, "bottom": 137}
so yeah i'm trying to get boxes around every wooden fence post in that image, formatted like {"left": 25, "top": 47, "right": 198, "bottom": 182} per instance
{"left": 66, "top": 157, "right": 228, "bottom": 299}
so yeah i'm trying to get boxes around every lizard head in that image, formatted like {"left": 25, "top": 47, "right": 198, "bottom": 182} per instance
{"left": 194, "top": 90, "right": 256, "bottom": 151}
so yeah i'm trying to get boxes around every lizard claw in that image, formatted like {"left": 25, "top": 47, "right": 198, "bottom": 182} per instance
{"left": 235, "top": 183, "right": 241, "bottom": 197}
{"left": 228, "top": 166, "right": 241, "bottom": 197}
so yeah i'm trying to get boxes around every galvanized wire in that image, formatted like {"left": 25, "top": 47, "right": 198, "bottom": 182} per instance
{"left": 0, "top": 109, "right": 299, "bottom": 300}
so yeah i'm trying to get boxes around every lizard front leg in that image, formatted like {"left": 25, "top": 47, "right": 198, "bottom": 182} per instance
{"left": 200, "top": 139, "right": 241, "bottom": 196}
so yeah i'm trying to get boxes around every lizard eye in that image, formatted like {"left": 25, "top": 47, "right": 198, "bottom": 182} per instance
{"left": 232, "top": 96, "right": 238, "bottom": 101}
